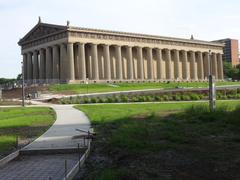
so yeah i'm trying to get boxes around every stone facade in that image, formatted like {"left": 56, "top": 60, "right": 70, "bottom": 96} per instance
{"left": 18, "top": 20, "right": 224, "bottom": 84}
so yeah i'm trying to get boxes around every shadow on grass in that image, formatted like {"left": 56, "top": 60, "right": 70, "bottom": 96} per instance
{"left": 78, "top": 105, "right": 240, "bottom": 180}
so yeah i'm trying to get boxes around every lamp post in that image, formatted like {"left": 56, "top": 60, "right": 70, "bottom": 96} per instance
{"left": 21, "top": 61, "right": 25, "bottom": 107}
{"left": 86, "top": 78, "right": 89, "bottom": 94}
{"left": 208, "top": 50, "right": 216, "bottom": 112}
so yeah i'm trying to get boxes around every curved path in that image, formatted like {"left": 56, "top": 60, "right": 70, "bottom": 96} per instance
{"left": 0, "top": 103, "right": 91, "bottom": 180}
{"left": 23, "top": 104, "right": 91, "bottom": 150}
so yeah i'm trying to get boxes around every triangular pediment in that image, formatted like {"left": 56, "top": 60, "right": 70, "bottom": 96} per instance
{"left": 19, "top": 23, "right": 67, "bottom": 44}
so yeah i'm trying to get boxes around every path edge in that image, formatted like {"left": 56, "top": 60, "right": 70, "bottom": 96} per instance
{"left": 64, "top": 140, "right": 91, "bottom": 180}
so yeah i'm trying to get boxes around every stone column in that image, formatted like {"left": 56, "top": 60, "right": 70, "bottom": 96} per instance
{"left": 52, "top": 45, "right": 60, "bottom": 80}
{"left": 190, "top": 51, "right": 198, "bottom": 80}
{"left": 67, "top": 43, "right": 75, "bottom": 81}
{"left": 116, "top": 45, "right": 122, "bottom": 80}
{"left": 147, "top": 47, "right": 153, "bottom": 79}
{"left": 23, "top": 54, "right": 28, "bottom": 80}
{"left": 103, "top": 44, "right": 111, "bottom": 80}
{"left": 91, "top": 44, "right": 99, "bottom": 80}
{"left": 182, "top": 51, "right": 189, "bottom": 80}
{"left": 137, "top": 47, "right": 144, "bottom": 80}
{"left": 27, "top": 52, "right": 33, "bottom": 81}
{"left": 156, "top": 49, "right": 163, "bottom": 79}
{"left": 32, "top": 51, "right": 39, "bottom": 82}
{"left": 46, "top": 47, "right": 52, "bottom": 81}
{"left": 212, "top": 53, "right": 218, "bottom": 79}
{"left": 173, "top": 50, "right": 181, "bottom": 79}
{"left": 78, "top": 43, "right": 86, "bottom": 80}
{"left": 217, "top": 53, "right": 224, "bottom": 80}
{"left": 197, "top": 52, "right": 204, "bottom": 80}
{"left": 60, "top": 44, "right": 67, "bottom": 81}
{"left": 165, "top": 49, "right": 172, "bottom": 80}
{"left": 203, "top": 52, "right": 210, "bottom": 78}
{"left": 126, "top": 46, "right": 133, "bottom": 80}
{"left": 39, "top": 49, "right": 45, "bottom": 81}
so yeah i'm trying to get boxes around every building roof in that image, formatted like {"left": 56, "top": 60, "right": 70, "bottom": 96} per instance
{"left": 19, "top": 21, "right": 224, "bottom": 47}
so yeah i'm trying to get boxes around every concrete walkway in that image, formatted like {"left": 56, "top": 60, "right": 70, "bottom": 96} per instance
{"left": 23, "top": 104, "right": 91, "bottom": 151}
{"left": 0, "top": 103, "right": 91, "bottom": 179}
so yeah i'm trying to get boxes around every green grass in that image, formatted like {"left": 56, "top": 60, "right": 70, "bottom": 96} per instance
{"left": 0, "top": 107, "right": 55, "bottom": 157}
{"left": 75, "top": 100, "right": 240, "bottom": 179}
{"left": 49, "top": 81, "right": 240, "bottom": 94}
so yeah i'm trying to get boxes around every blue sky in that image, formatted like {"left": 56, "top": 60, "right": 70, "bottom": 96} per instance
{"left": 0, "top": 0, "right": 240, "bottom": 78}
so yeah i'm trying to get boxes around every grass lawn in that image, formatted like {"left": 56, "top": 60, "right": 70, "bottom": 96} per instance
{"left": 75, "top": 101, "right": 240, "bottom": 180}
{"left": 0, "top": 107, "right": 55, "bottom": 158}
{"left": 49, "top": 81, "right": 240, "bottom": 94}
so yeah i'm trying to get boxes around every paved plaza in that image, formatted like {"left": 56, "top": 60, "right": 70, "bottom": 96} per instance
{"left": 0, "top": 154, "right": 79, "bottom": 180}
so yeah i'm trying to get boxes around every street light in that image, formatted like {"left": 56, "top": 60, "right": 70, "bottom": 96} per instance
{"left": 21, "top": 61, "right": 25, "bottom": 107}
{"left": 86, "top": 78, "right": 89, "bottom": 94}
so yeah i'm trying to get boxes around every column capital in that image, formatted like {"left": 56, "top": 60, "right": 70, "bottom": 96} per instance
{"left": 33, "top": 50, "right": 38, "bottom": 54}
{"left": 103, "top": 44, "right": 110, "bottom": 47}
{"left": 52, "top": 44, "right": 60, "bottom": 48}
{"left": 173, "top": 49, "right": 179, "bottom": 52}
{"left": 76, "top": 42, "right": 85, "bottom": 46}
{"left": 46, "top": 46, "right": 52, "bottom": 50}
{"left": 90, "top": 43, "right": 98, "bottom": 46}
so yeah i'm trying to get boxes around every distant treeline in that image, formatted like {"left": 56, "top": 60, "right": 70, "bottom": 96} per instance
{"left": 0, "top": 74, "right": 21, "bottom": 85}
{"left": 0, "top": 78, "right": 16, "bottom": 85}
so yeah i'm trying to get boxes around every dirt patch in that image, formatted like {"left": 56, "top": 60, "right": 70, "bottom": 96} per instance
{"left": 43, "top": 98, "right": 60, "bottom": 104}
{"left": 2, "top": 86, "right": 49, "bottom": 99}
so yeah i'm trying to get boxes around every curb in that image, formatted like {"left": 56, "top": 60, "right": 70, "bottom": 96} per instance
{"left": 0, "top": 150, "right": 19, "bottom": 167}
{"left": 64, "top": 140, "right": 91, "bottom": 180}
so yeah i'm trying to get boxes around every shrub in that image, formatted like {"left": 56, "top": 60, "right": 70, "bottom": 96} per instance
{"left": 234, "top": 94, "right": 240, "bottom": 99}
{"left": 189, "top": 93, "right": 200, "bottom": 100}
{"left": 60, "top": 98, "right": 68, "bottom": 104}
{"left": 91, "top": 97, "right": 97, "bottom": 103}
{"left": 181, "top": 95, "right": 191, "bottom": 101}
{"left": 154, "top": 96, "right": 161, "bottom": 101}
{"left": 113, "top": 96, "right": 120, "bottom": 103}
{"left": 121, "top": 95, "right": 129, "bottom": 102}
{"left": 198, "top": 94, "right": 204, "bottom": 99}
{"left": 227, "top": 94, "right": 235, "bottom": 99}
{"left": 138, "top": 96, "right": 146, "bottom": 102}
{"left": 83, "top": 97, "right": 90, "bottom": 103}
{"left": 226, "top": 89, "right": 237, "bottom": 96}
{"left": 237, "top": 88, "right": 240, "bottom": 94}
{"left": 221, "top": 95, "right": 228, "bottom": 100}
{"left": 98, "top": 97, "right": 105, "bottom": 103}
{"left": 131, "top": 96, "right": 139, "bottom": 102}
{"left": 163, "top": 95, "right": 169, "bottom": 101}
{"left": 145, "top": 95, "right": 153, "bottom": 102}
{"left": 173, "top": 94, "right": 181, "bottom": 101}
{"left": 106, "top": 96, "right": 114, "bottom": 103}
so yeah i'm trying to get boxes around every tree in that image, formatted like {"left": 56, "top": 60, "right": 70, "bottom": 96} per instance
{"left": 223, "top": 62, "right": 234, "bottom": 78}
{"left": 223, "top": 62, "right": 240, "bottom": 80}
{"left": 16, "top": 74, "right": 22, "bottom": 81}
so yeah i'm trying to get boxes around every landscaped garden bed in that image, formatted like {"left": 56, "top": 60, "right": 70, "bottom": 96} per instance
{"left": 59, "top": 88, "right": 240, "bottom": 104}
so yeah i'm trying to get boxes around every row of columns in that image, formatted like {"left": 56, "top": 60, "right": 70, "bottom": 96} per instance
{"left": 23, "top": 43, "right": 224, "bottom": 83}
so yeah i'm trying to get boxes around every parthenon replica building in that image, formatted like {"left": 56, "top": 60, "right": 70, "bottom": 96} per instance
{"left": 18, "top": 19, "right": 224, "bottom": 84}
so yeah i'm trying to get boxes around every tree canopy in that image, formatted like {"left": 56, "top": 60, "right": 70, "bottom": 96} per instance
{"left": 223, "top": 62, "right": 240, "bottom": 80}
